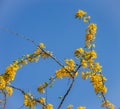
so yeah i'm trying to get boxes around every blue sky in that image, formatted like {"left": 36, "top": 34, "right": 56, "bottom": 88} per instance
{"left": 0, "top": 0, "right": 120, "bottom": 109}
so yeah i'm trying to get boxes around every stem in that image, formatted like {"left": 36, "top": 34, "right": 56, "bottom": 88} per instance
{"left": 57, "top": 78, "right": 75, "bottom": 109}
{"left": 0, "top": 27, "right": 66, "bottom": 68}
{"left": 2, "top": 91, "right": 7, "bottom": 109}
{"left": 0, "top": 27, "right": 73, "bottom": 77}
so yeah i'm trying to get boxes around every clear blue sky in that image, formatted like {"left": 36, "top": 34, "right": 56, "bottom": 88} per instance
{"left": 0, "top": 0, "right": 120, "bottom": 109}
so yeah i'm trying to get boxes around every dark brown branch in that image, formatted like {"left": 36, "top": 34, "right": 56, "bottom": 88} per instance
{"left": 0, "top": 27, "right": 73, "bottom": 77}
{"left": 9, "top": 85, "right": 25, "bottom": 95}
{"left": 57, "top": 78, "right": 75, "bottom": 109}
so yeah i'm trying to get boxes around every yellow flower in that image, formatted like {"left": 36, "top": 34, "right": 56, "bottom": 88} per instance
{"left": 74, "top": 48, "right": 84, "bottom": 58}
{"left": 74, "top": 71, "right": 78, "bottom": 77}
{"left": 102, "top": 100, "right": 115, "bottom": 109}
{"left": 86, "top": 34, "right": 93, "bottom": 41}
{"left": 5, "top": 86, "right": 13, "bottom": 96}
{"left": 87, "top": 23, "right": 97, "bottom": 35}
{"left": 3, "top": 62, "right": 20, "bottom": 83}
{"left": 90, "top": 50, "right": 97, "bottom": 59}
{"left": 90, "top": 74, "right": 107, "bottom": 94}
{"left": 66, "top": 104, "right": 73, "bottom": 109}
{"left": 84, "top": 16, "right": 90, "bottom": 23}
{"left": 37, "top": 85, "right": 45, "bottom": 93}
{"left": 55, "top": 67, "right": 72, "bottom": 78}
{"left": 38, "top": 97, "right": 45, "bottom": 103}
{"left": 88, "top": 59, "right": 94, "bottom": 69}
{"left": 65, "top": 59, "right": 75, "bottom": 68}
{"left": 75, "top": 10, "right": 87, "bottom": 18}
{"left": 81, "top": 59, "right": 87, "bottom": 68}
{"left": 46, "top": 103, "right": 53, "bottom": 109}
{"left": 24, "top": 93, "right": 36, "bottom": 108}
{"left": 41, "top": 51, "right": 52, "bottom": 58}
{"left": 92, "top": 62, "right": 102, "bottom": 72}
{"left": 81, "top": 72, "right": 86, "bottom": 79}
{"left": 77, "top": 106, "right": 86, "bottom": 109}
{"left": 0, "top": 76, "right": 6, "bottom": 89}
{"left": 81, "top": 72, "right": 89, "bottom": 79}
{"left": 39, "top": 43, "right": 45, "bottom": 49}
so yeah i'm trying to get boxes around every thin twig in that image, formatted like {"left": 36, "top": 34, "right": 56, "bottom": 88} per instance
{"left": 9, "top": 85, "right": 25, "bottom": 95}
{"left": 0, "top": 27, "right": 73, "bottom": 77}
{"left": 2, "top": 90, "right": 7, "bottom": 109}
{"left": 57, "top": 78, "right": 75, "bottom": 109}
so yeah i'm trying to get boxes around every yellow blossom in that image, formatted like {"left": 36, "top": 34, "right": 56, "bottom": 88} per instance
{"left": 77, "top": 106, "right": 86, "bottom": 109}
{"left": 74, "top": 48, "right": 84, "bottom": 58}
{"left": 37, "top": 85, "right": 45, "bottom": 93}
{"left": 39, "top": 43, "right": 45, "bottom": 49}
{"left": 81, "top": 59, "right": 87, "bottom": 68}
{"left": 81, "top": 72, "right": 86, "bottom": 79}
{"left": 84, "top": 16, "right": 90, "bottom": 23}
{"left": 92, "top": 62, "right": 102, "bottom": 72}
{"left": 75, "top": 10, "right": 87, "bottom": 18}
{"left": 86, "top": 34, "right": 93, "bottom": 41}
{"left": 66, "top": 104, "right": 73, "bottom": 109}
{"left": 88, "top": 59, "right": 94, "bottom": 69}
{"left": 34, "top": 48, "right": 41, "bottom": 55}
{"left": 55, "top": 67, "right": 72, "bottom": 78}
{"left": 0, "top": 76, "right": 6, "bottom": 89}
{"left": 65, "top": 59, "right": 75, "bottom": 68}
{"left": 3, "top": 63, "right": 20, "bottom": 83}
{"left": 90, "top": 74, "right": 107, "bottom": 94}
{"left": 87, "top": 23, "right": 97, "bottom": 35}
{"left": 90, "top": 50, "right": 97, "bottom": 59}
{"left": 41, "top": 51, "right": 52, "bottom": 58}
{"left": 38, "top": 97, "right": 45, "bottom": 104}
{"left": 81, "top": 72, "right": 90, "bottom": 79}
{"left": 46, "top": 103, "right": 53, "bottom": 109}
{"left": 5, "top": 86, "right": 13, "bottom": 96}
{"left": 102, "top": 100, "right": 115, "bottom": 109}
{"left": 24, "top": 93, "right": 36, "bottom": 108}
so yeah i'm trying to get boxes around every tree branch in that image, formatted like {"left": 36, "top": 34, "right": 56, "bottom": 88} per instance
{"left": 57, "top": 78, "right": 75, "bottom": 109}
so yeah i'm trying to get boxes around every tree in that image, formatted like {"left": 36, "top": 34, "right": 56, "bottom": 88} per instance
{"left": 0, "top": 9, "right": 114, "bottom": 109}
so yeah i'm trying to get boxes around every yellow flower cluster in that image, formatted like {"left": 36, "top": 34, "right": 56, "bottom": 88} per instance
{"left": 0, "top": 42, "right": 53, "bottom": 106}
{"left": 66, "top": 104, "right": 73, "bottom": 109}
{"left": 84, "top": 16, "right": 90, "bottom": 23}
{"left": 41, "top": 51, "right": 53, "bottom": 58}
{"left": 75, "top": 10, "right": 87, "bottom": 18}
{"left": 74, "top": 48, "right": 97, "bottom": 60}
{"left": 66, "top": 105, "right": 86, "bottom": 109}
{"left": 74, "top": 48, "right": 84, "bottom": 58}
{"left": 77, "top": 106, "right": 86, "bottom": 109}
{"left": 24, "top": 93, "right": 36, "bottom": 108}
{"left": 75, "top": 10, "right": 90, "bottom": 23}
{"left": 85, "top": 23, "right": 97, "bottom": 49}
{"left": 3, "top": 61, "right": 20, "bottom": 84}
{"left": 0, "top": 76, "right": 6, "bottom": 89}
{"left": 0, "top": 61, "right": 20, "bottom": 96}
{"left": 37, "top": 85, "right": 45, "bottom": 93}
{"left": 38, "top": 97, "right": 45, "bottom": 104}
{"left": 81, "top": 71, "right": 91, "bottom": 79}
{"left": 55, "top": 59, "right": 78, "bottom": 78}
{"left": 5, "top": 86, "right": 13, "bottom": 96}
{"left": 92, "top": 62, "right": 102, "bottom": 73}
{"left": 90, "top": 74, "right": 107, "bottom": 94}
{"left": 102, "top": 100, "right": 115, "bottom": 109}
{"left": 46, "top": 103, "right": 53, "bottom": 109}
{"left": 87, "top": 23, "right": 97, "bottom": 35}
{"left": 74, "top": 48, "right": 97, "bottom": 69}
{"left": 34, "top": 43, "right": 52, "bottom": 59}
